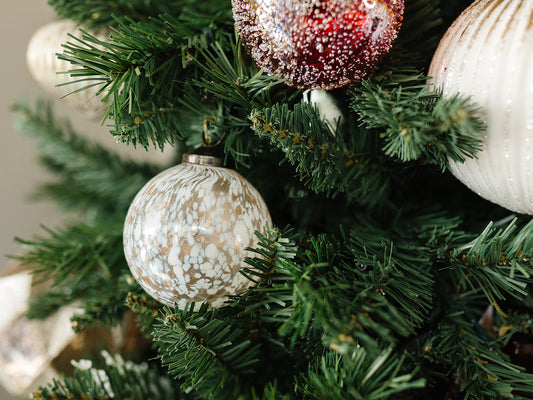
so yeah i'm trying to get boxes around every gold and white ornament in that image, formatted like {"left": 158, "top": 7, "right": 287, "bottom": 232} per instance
{"left": 26, "top": 20, "right": 109, "bottom": 116}
{"left": 428, "top": 0, "right": 533, "bottom": 214}
{"left": 0, "top": 265, "right": 136, "bottom": 397}
{"left": 123, "top": 153, "right": 272, "bottom": 309}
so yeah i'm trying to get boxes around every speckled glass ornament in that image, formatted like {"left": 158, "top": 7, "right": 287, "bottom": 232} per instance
{"left": 232, "top": 0, "right": 404, "bottom": 89}
{"left": 123, "top": 154, "right": 272, "bottom": 309}
{"left": 428, "top": 0, "right": 533, "bottom": 214}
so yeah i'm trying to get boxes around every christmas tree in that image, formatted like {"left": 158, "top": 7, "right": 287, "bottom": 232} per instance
{"left": 8, "top": 0, "right": 533, "bottom": 398}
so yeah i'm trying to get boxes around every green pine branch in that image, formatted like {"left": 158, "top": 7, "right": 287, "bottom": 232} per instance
{"left": 33, "top": 351, "right": 182, "bottom": 400}
{"left": 12, "top": 99, "right": 161, "bottom": 220}
{"left": 48, "top": 0, "right": 223, "bottom": 29}
{"left": 502, "top": 311, "right": 533, "bottom": 336}
{"left": 12, "top": 99, "right": 163, "bottom": 328}
{"left": 238, "top": 220, "right": 442, "bottom": 357}
{"left": 412, "top": 217, "right": 533, "bottom": 398}
{"left": 351, "top": 75, "right": 485, "bottom": 170}
{"left": 250, "top": 102, "right": 394, "bottom": 207}
{"left": 276, "top": 225, "right": 435, "bottom": 355}
{"left": 14, "top": 221, "right": 134, "bottom": 327}
{"left": 152, "top": 303, "right": 263, "bottom": 399}
{"left": 179, "top": 37, "right": 302, "bottom": 167}
{"left": 252, "top": 382, "right": 293, "bottom": 400}
{"left": 71, "top": 275, "right": 144, "bottom": 332}
{"left": 237, "top": 228, "right": 299, "bottom": 328}
{"left": 445, "top": 219, "right": 533, "bottom": 308}
{"left": 58, "top": 10, "right": 234, "bottom": 150}
{"left": 235, "top": 217, "right": 533, "bottom": 399}
{"left": 234, "top": 229, "right": 313, "bottom": 396}
{"left": 299, "top": 347, "right": 426, "bottom": 400}
{"left": 125, "top": 290, "right": 164, "bottom": 334}
{"left": 424, "top": 308, "right": 533, "bottom": 399}
{"left": 15, "top": 222, "right": 122, "bottom": 289}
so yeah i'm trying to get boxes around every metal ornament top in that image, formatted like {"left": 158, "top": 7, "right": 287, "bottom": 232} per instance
{"left": 182, "top": 153, "right": 223, "bottom": 167}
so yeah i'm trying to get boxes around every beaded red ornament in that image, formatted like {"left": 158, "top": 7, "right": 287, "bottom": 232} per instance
{"left": 232, "top": 0, "right": 404, "bottom": 89}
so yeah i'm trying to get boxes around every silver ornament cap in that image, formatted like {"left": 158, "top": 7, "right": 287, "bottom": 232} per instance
{"left": 181, "top": 152, "right": 223, "bottom": 167}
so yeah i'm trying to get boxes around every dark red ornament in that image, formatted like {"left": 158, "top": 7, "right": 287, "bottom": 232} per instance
{"left": 232, "top": 0, "right": 404, "bottom": 89}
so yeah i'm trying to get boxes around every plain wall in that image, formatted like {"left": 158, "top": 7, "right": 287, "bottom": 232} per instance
{"left": 2, "top": 3, "right": 61, "bottom": 269}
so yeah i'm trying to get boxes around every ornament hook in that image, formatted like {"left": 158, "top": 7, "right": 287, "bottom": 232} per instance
{"left": 202, "top": 130, "right": 227, "bottom": 148}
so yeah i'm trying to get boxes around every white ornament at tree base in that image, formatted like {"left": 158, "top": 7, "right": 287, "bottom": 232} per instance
{"left": 428, "top": 0, "right": 533, "bottom": 214}
{"left": 123, "top": 153, "right": 272, "bottom": 310}
{"left": 26, "top": 20, "right": 109, "bottom": 116}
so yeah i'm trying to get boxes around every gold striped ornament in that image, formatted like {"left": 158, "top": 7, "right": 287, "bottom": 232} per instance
{"left": 26, "top": 20, "right": 109, "bottom": 116}
{"left": 428, "top": 0, "right": 533, "bottom": 214}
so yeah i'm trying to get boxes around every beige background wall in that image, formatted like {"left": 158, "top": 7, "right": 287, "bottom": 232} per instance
{"left": 2, "top": 3, "right": 56, "bottom": 399}
{"left": 1, "top": 3, "right": 170, "bottom": 399}
{"left": 2, "top": 3, "right": 61, "bottom": 270}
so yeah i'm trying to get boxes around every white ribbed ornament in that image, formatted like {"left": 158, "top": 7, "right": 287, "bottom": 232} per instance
{"left": 428, "top": 0, "right": 533, "bottom": 214}
{"left": 123, "top": 154, "right": 272, "bottom": 309}
{"left": 26, "top": 20, "right": 109, "bottom": 116}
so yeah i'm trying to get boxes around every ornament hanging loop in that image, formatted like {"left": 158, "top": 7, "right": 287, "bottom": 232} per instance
{"left": 182, "top": 131, "right": 227, "bottom": 166}
{"left": 202, "top": 129, "right": 227, "bottom": 148}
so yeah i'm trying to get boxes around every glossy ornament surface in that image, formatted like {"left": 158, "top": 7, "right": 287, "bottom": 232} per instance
{"left": 232, "top": 0, "right": 404, "bottom": 89}
{"left": 428, "top": 0, "right": 533, "bottom": 214}
{"left": 123, "top": 155, "right": 272, "bottom": 309}
{"left": 26, "top": 20, "right": 109, "bottom": 116}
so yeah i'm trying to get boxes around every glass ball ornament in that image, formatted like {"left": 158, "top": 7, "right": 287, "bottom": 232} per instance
{"left": 123, "top": 154, "right": 272, "bottom": 309}
{"left": 26, "top": 20, "right": 109, "bottom": 116}
{"left": 428, "top": 0, "right": 533, "bottom": 214}
{"left": 232, "top": 0, "right": 404, "bottom": 89}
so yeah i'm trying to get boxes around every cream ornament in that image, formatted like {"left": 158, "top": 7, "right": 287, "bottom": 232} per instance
{"left": 303, "top": 90, "right": 344, "bottom": 132}
{"left": 26, "top": 20, "right": 109, "bottom": 116}
{"left": 428, "top": 0, "right": 533, "bottom": 214}
{"left": 123, "top": 153, "right": 272, "bottom": 309}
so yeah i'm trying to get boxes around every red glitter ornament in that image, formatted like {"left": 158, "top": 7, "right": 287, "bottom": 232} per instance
{"left": 232, "top": 0, "right": 404, "bottom": 89}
